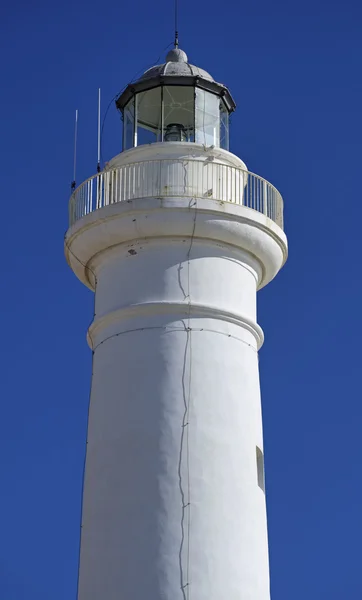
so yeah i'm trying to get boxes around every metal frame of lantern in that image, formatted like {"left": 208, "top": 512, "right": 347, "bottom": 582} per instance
{"left": 116, "top": 74, "right": 236, "bottom": 151}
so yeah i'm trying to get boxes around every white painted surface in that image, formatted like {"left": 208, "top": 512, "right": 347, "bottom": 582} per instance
{"left": 65, "top": 143, "right": 288, "bottom": 600}
{"left": 107, "top": 142, "right": 248, "bottom": 170}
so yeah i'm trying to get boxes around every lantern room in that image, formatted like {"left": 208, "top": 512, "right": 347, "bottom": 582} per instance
{"left": 115, "top": 47, "right": 236, "bottom": 151}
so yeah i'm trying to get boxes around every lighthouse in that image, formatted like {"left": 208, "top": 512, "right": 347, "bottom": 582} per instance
{"left": 65, "top": 46, "right": 288, "bottom": 600}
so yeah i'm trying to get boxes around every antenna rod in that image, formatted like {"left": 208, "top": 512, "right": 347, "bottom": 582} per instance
{"left": 71, "top": 109, "right": 78, "bottom": 191}
{"left": 174, "top": 0, "right": 179, "bottom": 48}
{"left": 97, "top": 88, "right": 101, "bottom": 173}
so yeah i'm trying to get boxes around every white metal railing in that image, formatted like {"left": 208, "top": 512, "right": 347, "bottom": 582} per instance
{"left": 69, "top": 159, "right": 284, "bottom": 229}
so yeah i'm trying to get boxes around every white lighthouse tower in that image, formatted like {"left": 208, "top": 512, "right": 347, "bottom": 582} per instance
{"left": 65, "top": 46, "right": 287, "bottom": 600}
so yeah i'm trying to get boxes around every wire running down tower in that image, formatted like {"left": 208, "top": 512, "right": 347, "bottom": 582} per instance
{"left": 65, "top": 47, "right": 288, "bottom": 600}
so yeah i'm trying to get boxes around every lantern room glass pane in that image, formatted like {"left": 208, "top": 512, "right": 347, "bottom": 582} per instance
{"left": 163, "top": 86, "right": 195, "bottom": 142}
{"left": 123, "top": 98, "right": 135, "bottom": 151}
{"left": 195, "top": 89, "right": 220, "bottom": 147}
{"left": 220, "top": 100, "right": 229, "bottom": 150}
{"left": 136, "top": 88, "right": 162, "bottom": 146}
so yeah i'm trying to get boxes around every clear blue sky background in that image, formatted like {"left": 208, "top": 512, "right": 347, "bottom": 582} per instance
{"left": 1, "top": 0, "right": 361, "bottom": 597}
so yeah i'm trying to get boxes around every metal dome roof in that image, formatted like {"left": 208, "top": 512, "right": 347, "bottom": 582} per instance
{"left": 139, "top": 48, "right": 215, "bottom": 83}
{"left": 116, "top": 47, "right": 236, "bottom": 113}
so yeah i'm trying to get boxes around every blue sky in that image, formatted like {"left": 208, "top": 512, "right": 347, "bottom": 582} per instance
{"left": 1, "top": 0, "right": 361, "bottom": 597}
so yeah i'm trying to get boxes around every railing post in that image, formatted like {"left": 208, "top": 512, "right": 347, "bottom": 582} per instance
{"left": 96, "top": 174, "right": 100, "bottom": 210}
{"left": 263, "top": 180, "right": 268, "bottom": 217}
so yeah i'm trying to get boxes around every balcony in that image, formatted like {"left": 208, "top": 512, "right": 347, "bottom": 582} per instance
{"left": 69, "top": 158, "right": 284, "bottom": 230}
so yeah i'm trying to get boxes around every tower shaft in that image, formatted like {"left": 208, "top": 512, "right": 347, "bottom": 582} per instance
{"left": 66, "top": 144, "right": 287, "bottom": 600}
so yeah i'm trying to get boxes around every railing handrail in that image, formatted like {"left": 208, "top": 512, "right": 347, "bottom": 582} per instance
{"left": 69, "top": 157, "right": 284, "bottom": 230}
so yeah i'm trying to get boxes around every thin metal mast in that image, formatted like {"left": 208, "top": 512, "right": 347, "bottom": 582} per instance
{"left": 97, "top": 88, "right": 101, "bottom": 173}
{"left": 71, "top": 109, "right": 78, "bottom": 191}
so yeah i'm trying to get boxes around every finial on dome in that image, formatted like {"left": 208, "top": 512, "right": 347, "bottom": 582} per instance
{"left": 166, "top": 47, "right": 188, "bottom": 63}
{"left": 174, "top": 0, "right": 179, "bottom": 47}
